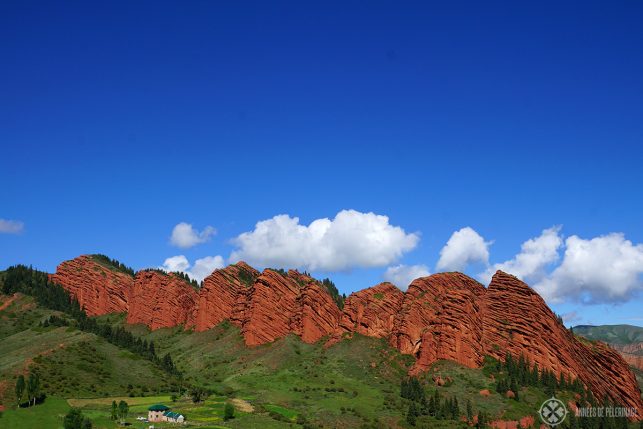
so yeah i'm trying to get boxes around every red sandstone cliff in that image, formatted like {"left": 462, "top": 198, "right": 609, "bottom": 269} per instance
{"left": 612, "top": 343, "right": 643, "bottom": 371}
{"left": 240, "top": 269, "right": 301, "bottom": 345}
{"left": 339, "top": 282, "right": 404, "bottom": 338}
{"left": 127, "top": 270, "right": 198, "bottom": 330}
{"left": 289, "top": 271, "right": 342, "bottom": 343}
{"left": 391, "top": 273, "right": 485, "bottom": 372}
{"left": 50, "top": 256, "right": 643, "bottom": 417}
{"left": 391, "top": 273, "right": 486, "bottom": 373}
{"left": 481, "top": 271, "right": 641, "bottom": 417}
{"left": 50, "top": 255, "right": 133, "bottom": 316}
{"left": 192, "top": 262, "right": 259, "bottom": 331}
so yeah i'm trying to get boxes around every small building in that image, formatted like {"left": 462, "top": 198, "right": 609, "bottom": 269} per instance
{"left": 163, "top": 410, "right": 186, "bottom": 423}
{"left": 148, "top": 404, "right": 170, "bottom": 422}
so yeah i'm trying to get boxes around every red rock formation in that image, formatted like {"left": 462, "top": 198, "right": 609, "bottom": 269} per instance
{"left": 192, "top": 262, "right": 259, "bottom": 331}
{"left": 338, "top": 282, "right": 404, "bottom": 338}
{"left": 391, "top": 273, "right": 486, "bottom": 373}
{"left": 234, "top": 269, "right": 344, "bottom": 345}
{"left": 50, "top": 255, "right": 643, "bottom": 417}
{"left": 482, "top": 271, "right": 642, "bottom": 418}
{"left": 50, "top": 255, "right": 133, "bottom": 316}
{"left": 612, "top": 343, "right": 643, "bottom": 371}
{"left": 490, "top": 416, "right": 535, "bottom": 429}
{"left": 240, "top": 270, "right": 302, "bottom": 345}
{"left": 127, "top": 270, "right": 198, "bottom": 330}
{"left": 291, "top": 280, "right": 342, "bottom": 343}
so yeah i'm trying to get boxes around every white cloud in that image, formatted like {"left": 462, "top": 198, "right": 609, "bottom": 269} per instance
{"left": 383, "top": 264, "right": 430, "bottom": 291}
{"left": 479, "top": 226, "right": 563, "bottom": 284}
{"left": 160, "top": 255, "right": 225, "bottom": 282}
{"left": 0, "top": 219, "right": 24, "bottom": 234}
{"left": 190, "top": 256, "right": 225, "bottom": 282}
{"left": 170, "top": 222, "right": 216, "bottom": 248}
{"left": 562, "top": 311, "right": 581, "bottom": 324}
{"left": 229, "top": 209, "right": 419, "bottom": 271}
{"left": 534, "top": 233, "right": 643, "bottom": 304}
{"left": 161, "top": 255, "right": 190, "bottom": 272}
{"left": 436, "top": 227, "right": 490, "bottom": 272}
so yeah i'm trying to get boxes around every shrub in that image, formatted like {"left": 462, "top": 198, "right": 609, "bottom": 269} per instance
{"left": 224, "top": 403, "right": 235, "bottom": 421}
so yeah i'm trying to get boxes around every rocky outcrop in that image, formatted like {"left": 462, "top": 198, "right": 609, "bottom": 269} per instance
{"left": 240, "top": 270, "right": 301, "bottom": 345}
{"left": 391, "top": 273, "right": 486, "bottom": 373}
{"left": 612, "top": 343, "right": 643, "bottom": 371}
{"left": 292, "top": 280, "right": 342, "bottom": 343}
{"left": 50, "top": 255, "right": 133, "bottom": 316}
{"left": 126, "top": 270, "right": 198, "bottom": 330}
{"left": 192, "top": 262, "right": 259, "bottom": 331}
{"left": 338, "top": 282, "right": 404, "bottom": 338}
{"left": 482, "top": 271, "right": 642, "bottom": 418}
{"left": 50, "top": 255, "right": 642, "bottom": 417}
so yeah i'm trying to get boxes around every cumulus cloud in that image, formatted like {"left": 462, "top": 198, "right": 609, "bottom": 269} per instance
{"left": 229, "top": 209, "right": 419, "bottom": 271}
{"left": 170, "top": 222, "right": 216, "bottom": 248}
{"left": 436, "top": 227, "right": 491, "bottom": 272}
{"left": 479, "top": 226, "right": 563, "bottom": 284}
{"left": 0, "top": 219, "right": 24, "bottom": 234}
{"left": 562, "top": 311, "right": 581, "bottom": 324}
{"left": 534, "top": 233, "right": 643, "bottom": 304}
{"left": 383, "top": 264, "right": 430, "bottom": 291}
{"left": 161, "top": 255, "right": 190, "bottom": 272}
{"left": 190, "top": 256, "right": 226, "bottom": 282}
{"left": 160, "top": 255, "right": 225, "bottom": 282}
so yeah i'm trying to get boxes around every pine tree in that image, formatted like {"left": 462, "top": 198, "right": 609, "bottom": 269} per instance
{"left": 110, "top": 401, "right": 118, "bottom": 420}
{"left": 428, "top": 395, "right": 436, "bottom": 416}
{"left": 63, "top": 408, "right": 84, "bottom": 429}
{"left": 568, "top": 408, "right": 578, "bottom": 429}
{"left": 15, "top": 375, "right": 25, "bottom": 406}
{"left": 496, "top": 378, "right": 507, "bottom": 394}
{"left": 420, "top": 396, "right": 428, "bottom": 415}
{"left": 224, "top": 403, "right": 235, "bottom": 421}
{"left": 466, "top": 399, "right": 473, "bottom": 423}
{"left": 531, "top": 362, "right": 540, "bottom": 385}
{"left": 401, "top": 379, "right": 409, "bottom": 398}
{"left": 477, "top": 411, "right": 486, "bottom": 429}
{"left": 407, "top": 403, "right": 417, "bottom": 426}
{"left": 510, "top": 377, "right": 519, "bottom": 401}
{"left": 452, "top": 396, "right": 459, "bottom": 419}
{"left": 27, "top": 373, "right": 39, "bottom": 407}
{"left": 118, "top": 400, "right": 129, "bottom": 422}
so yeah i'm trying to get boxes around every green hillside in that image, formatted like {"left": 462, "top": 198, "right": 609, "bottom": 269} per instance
{"left": 0, "top": 293, "right": 175, "bottom": 405}
{"left": 573, "top": 324, "right": 643, "bottom": 345}
{"left": 0, "top": 266, "right": 639, "bottom": 429}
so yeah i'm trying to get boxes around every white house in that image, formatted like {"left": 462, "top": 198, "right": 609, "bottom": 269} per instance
{"left": 163, "top": 410, "right": 185, "bottom": 423}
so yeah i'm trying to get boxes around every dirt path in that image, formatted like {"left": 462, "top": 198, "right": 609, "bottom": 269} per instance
{"left": 0, "top": 294, "right": 19, "bottom": 312}
{"left": 230, "top": 398, "right": 254, "bottom": 412}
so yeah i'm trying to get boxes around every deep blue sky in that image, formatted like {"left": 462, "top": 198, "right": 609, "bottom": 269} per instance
{"left": 1, "top": 1, "right": 642, "bottom": 326}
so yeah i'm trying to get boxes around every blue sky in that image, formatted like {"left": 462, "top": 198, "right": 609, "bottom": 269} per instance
{"left": 1, "top": 1, "right": 642, "bottom": 326}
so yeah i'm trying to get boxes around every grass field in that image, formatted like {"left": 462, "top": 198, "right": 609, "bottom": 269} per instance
{"left": 0, "top": 396, "right": 69, "bottom": 428}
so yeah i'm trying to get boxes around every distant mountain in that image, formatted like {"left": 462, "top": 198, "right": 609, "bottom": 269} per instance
{"left": 573, "top": 324, "right": 643, "bottom": 345}
{"left": 574, "top": 324, "right": 643, "bottom": 374}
